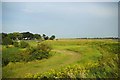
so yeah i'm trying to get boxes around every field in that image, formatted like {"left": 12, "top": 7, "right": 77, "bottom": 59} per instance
{"left": 2, "top": 39, "right": 119, "bottom": 78}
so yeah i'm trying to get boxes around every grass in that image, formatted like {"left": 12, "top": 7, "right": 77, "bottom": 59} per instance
{"left": 2, "top": 49, "right": 81, "bottom": 78}
{"left": 2, "top": 47, "right": 21, "bottom": 58}
{"left": 2, "top": 39, "right": 119, "bottom": 78}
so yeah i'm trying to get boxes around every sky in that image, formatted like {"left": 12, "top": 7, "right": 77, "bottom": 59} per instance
{"left": 2, "top": 2, "right": 118, "bottom": 38}
{"left": 1, "top": 0, "right": 120, "bottom": 2}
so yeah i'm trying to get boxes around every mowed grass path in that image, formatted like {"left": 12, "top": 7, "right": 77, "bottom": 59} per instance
{"left": 2, "top": 39, "right": 115, "bottom": 78}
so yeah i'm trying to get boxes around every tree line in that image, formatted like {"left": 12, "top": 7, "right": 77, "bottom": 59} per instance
{"left": 1, "top": 32, "right": 55, "bottom": 45}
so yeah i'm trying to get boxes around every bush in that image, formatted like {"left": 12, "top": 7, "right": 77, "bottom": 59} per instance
{"left": 2, "top": 42, "right": 52, "bottom": 66}
{"left": 23, "top": 43, "right": 52, "bottom": 61}
{"left": 27, "top": 43, "right": 52, "bottom": 60}
{"left": 20, "top": 41, "right": 29, "bottom": 48}
{"left": 33, "top": 43, "right": 52, "bottom": 59}
{"left": 2, "top": 58, "right": 10, "bottom": 67}
{"left": 11, "top": 43, "right": 51, "bottom": 62}
{"left": 2, "top": 37, "right": 13, "bottom": 45}
{"left": 13, "top": 41, "right": 19, "bottom": 47}
{"left": 37, "top": 43, "right": 52, "bottom": 52}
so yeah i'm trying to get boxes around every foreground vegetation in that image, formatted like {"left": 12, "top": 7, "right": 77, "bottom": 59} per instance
{"left": 2, "top": 41, "right": 52, "bottom": 66}
{"left": 2, "top": 39, "right": 119, "bottom": 78}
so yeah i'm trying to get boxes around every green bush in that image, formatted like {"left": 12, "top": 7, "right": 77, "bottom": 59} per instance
{"left": 35, "top": 43, "right": 52, "bottom": 59}
{"left": 27, "top": 43, "right": 52, "bottom": 60}
{"left": 13, "top": 41, "right": 19, "bottom": 47}
{"left": 2, "top": 42, "right": 52, "bottom": 66}
{"left": 11, "top": 43, "right": 51, "bottom": 62}
{"left": 37, "top": 43, "right": 52, "bottom": 52}
{"left": 20, "top": 41, "right": 29, "bottom": 48}
{"left": 2, "top": 58, "right": 10, "bottom": 67}
{"left": 2, "top": 37, "right": 13, "bottom": 45}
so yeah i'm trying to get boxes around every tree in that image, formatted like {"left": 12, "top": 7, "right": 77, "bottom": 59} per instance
{"left": 42, "top": 34, "right": 46, "bottom": 39}
{"left": 21, "top": 32, "right": 34, "bottom": 40}
{"left": 34, "top": 34, "right": 41, "bottom": 39}
{"left": 42, "top": 34, "right": 49, "bottom": 40}
{"left": 13, "top": 32, "right": 22, "bottom": 40}
{"left": 7, "top": 33, "right": 16, "bottom": 40}
{"left": 44, "top": 36, "right": 49, "bottom": 40}
{"left": 50, "top": 35, "right": 55, "bottom": 40}
{"left": 2, "top": 33, "right": 7, "bottom": 39}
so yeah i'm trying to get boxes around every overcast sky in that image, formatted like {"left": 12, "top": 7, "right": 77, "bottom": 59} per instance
{"left": 1, "top": 0, "right": 120, "bottom": 2}
{"left": 2, "top": 2, "right": 118, "bottom": 38}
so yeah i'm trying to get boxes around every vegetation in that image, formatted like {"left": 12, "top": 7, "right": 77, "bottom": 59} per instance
{"left": 2, "top": 41, "right": 52, "bottom": 67}
{"left": 2, "top": 37, "right": 13, "bottom": 45}
{"left": 24, "top": 40, "right": 119, "bottom": 79}
{"left": 42, "top": 34, "right": 49, "bottom": 40}
{"left": 2, "top": 39, "right": 119, "bottom": 78}
{"left": 19, "top": 41, "right": 29, "bottom": 48}
{"left": 1, "top": 32, "right": 55, "bottom": 45}
{"left": 13, "top": 41, "right": 19, "bottom": 47}
{"left": 50, "top": 35, "right": 55, "bottom": 40}
{"left": 1, "top": 32, "right": 42, "bottom": 41}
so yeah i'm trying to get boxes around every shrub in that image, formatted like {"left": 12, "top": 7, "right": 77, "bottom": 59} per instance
{"left": 13, "top": 41, "right": 19, "bottom": 47}
{"left": 27, "top": 43, "right": 51, "bottom": 60}
{"left": 2, "top": 58, "right": 10, "bottom": 67}
{"left": 2, "top": 37, "right": 13, "bottom": 45}
{"left": 20, "top": 41, "right": 29, "bottom": 48}
{"left": 33, "top": 43, "right": 52, "bottom": 59}
{"left": 19, "top": 50, "right": 32, "bottom": 62}
{"left": 2, "top": 42, "right": 52, "bottom": 66}
{"left": 12, "top": 43, "right": 52, "bottom": 62}
{"left": 37, "top": 43, "right": 52, "bottom": 52}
